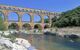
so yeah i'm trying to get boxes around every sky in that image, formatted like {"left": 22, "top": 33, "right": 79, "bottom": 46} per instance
{"left": 0, "top": 0, "right": 80, "bottom": 22}
{"left": 0, "top": 0, "right": 80, "bottom": 12}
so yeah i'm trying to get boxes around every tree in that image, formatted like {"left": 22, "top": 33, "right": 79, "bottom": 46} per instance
{"left": 52, "top": 6, "right": 80, "bottom": 27}
{"left": 0, "top": 16, "right": 6, "bottom": 30}
{"left": 44, "top": 19, "right": 49, "bottom": 23}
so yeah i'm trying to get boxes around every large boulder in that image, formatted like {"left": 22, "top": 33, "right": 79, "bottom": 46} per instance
{"left": 12, "top": 43, "right": 27, "bottom": 50}
{"left": 0, "top": 37, "right": 13, "bottom": 48}
{"left": 15, "top": 38, "right": 31, "bottom": 48}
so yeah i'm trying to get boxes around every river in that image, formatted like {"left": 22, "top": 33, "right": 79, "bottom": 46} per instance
{"left": 17, "top": 33, "right": 80, "bottom": 50}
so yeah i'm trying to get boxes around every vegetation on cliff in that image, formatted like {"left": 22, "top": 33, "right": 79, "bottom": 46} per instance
{"left": 52, "top": 6, "right": 80, "bottom": 27}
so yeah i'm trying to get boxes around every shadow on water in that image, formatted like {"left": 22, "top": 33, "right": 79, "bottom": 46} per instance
{"left": 16, "top": 32, "right": 80, "bottom": 50}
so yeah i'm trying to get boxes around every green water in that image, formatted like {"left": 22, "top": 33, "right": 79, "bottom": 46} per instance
{"left": 18, "top": 34, "right": 80, "bottom": 50}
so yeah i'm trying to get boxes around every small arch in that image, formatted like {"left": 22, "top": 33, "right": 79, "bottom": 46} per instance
{"left": 44, "top": 16, "right": 49, "bottom": 23}
{"left": 34, "top": 24, "right": 42, "bottom": 30}
{"left": 34, "top": 15, "right": 42, "bottom": 23}
{"left": 0, "top": 11, "right": 4, "bottom": 21}
{"left": 8, "top": 12, "right": 19, "bottom": 22}
{"left": 44, "top": 25, "right": 50, "bottom": 29}
{"left": 22, "top": 23, "right": 31, "bottom": 30}
{"left": 22, "top": 13, "right": 31, "bottom": 22}
{"left": 8, "top": 23, "right": 19, "bottom": 30}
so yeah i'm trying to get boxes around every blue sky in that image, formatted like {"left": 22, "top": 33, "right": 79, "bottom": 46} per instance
{"left": 0, "top": 0, "right": 80, "bottom": 22}
{"left": 0, "top": 0, "right": 80, "bottom": 12}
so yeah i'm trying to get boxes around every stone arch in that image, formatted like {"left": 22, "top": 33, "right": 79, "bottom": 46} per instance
{"left": 8, "top": 12, "right": 19, "bottom": 22}
{"left": 44, "top": 24, "right": 50, "bottom": 29}
{"left": 0, "top": 11, "right": 4, "bottom": 21}
{"left": 34, "top": 15, "right": 42, "bottom": 23}
{"left": 22, "top": 13, "right": 31, "bottom": 22}
{"left": 34, "top": 24, "right": 42, "bottom": 30}
{"left": 44, "top": 16, "right": 49, "bottom": 23}
{"left": 8, "top": 23, "right": 19, "bottom": 30}
{"left": 22, "top": 23, "right": 31, "bottom": 30}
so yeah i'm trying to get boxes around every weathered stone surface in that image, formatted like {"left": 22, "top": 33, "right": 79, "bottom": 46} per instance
{"left": 0, "top": 37, "right": 37, "bottom": 50}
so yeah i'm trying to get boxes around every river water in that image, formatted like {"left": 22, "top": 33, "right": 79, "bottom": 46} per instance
{"left": 17, "top": 33, "right": 80, "bottom": 50}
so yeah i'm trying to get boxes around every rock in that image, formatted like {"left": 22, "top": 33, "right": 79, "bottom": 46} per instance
{"left": 64, "top": 34, "right": 79, "bottom": 39}
{"left": 0, "top": 36, "right": 37, "bottom": 50}
{"left": 0, "top": 37, "right": 13, "bottom": 48}
{"left": 15, "top": 38, "right": 31, "bottom": 48}
{"left": 12, "top": 43, "right": 27, "bottom": 50}
{"left": 3, "top": 31, "right": 10, "bottom": 36}
{"left": 44, "top": 31, "right": 56, "bottom": 36}
{"left": 69, "top": 34, "right": 79, "bottom": 39}
{"left": 0, "top": 44, "right": 11, "bottom": 50}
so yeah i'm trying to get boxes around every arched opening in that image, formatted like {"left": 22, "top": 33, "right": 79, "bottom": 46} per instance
{"left": 0, "top": 11, "right": 4, "bottom": 21}
{"left": 22, "top": 23, "right": 31, "bottom": 30}
{"left": 8, "top": 23, "right": 19, "bottom": 30}
{"left": 22, "top": 14, "right": 31, "bottom": 22}
{"left": 44, "top": 16, "right": 49, "bottom": 23}
{"left": 34, "top": 15, "right": 41, "bottom": 23}
{"left": 44, "top": 25, "right": 50, "bottom": 29}
{"left": 34, "top": 24, "right": 42, "bottom": 30}
{"left": 8, "top": 12, "right": 19, "bottom": 22}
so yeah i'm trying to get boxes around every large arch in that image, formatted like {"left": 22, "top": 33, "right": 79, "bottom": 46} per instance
{"left": 22, "top": 13, "right": 31, "bottom": 22}
{"left": 0, "top": 11, "right": 4, "bottom": 21}
{"left": 8, "top": 12, "right": 19, "bottom": 22}
{"left": 34, "top": 24, "right": 42, "bottom": 30}
{"left": 34, "top": 15, "right": 41, "bottom": 23}
{"left": 44, "top": 16, "right": 49, "bottom": 23}
{"left": 8, "top": 23, "right": 19, "bottom": 30}
{"left": 22, "top": 23, "right": 31, "bottom": 30}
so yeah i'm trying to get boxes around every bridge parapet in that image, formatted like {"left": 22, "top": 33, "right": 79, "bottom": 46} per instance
{"left": 0, "top": 4, "right": 58, "bottom": 15}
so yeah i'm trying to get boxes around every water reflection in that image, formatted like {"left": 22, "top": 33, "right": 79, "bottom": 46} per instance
{"left": 17, "top": 33, "right": 80, "bottom": 50}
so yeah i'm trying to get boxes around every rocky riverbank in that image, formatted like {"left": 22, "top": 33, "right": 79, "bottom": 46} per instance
{"left": 0, "top": 31, "right": 37, "bottom": 50}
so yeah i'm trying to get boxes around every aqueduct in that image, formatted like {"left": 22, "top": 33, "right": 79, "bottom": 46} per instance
{"left": 0, "top": 4, "right": 59, "bottom": 31}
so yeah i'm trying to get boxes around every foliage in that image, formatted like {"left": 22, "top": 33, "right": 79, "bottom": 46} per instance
{"left": 52, "top": 6, "right": 80, "bottom": 27}
{"left": 23, "top": 23, "right": 31, "bottom": 30}
{"left": 44, "top": 19, "right": 49, "bottom": 23}
{"left": 8, "top": 23, "right": 19, "bottom": 30}
{"left": 38, "top": 18, "right": 49, "bottom": 23}
{"left": 0, "top": 16, "right": 6, "bottom": 30}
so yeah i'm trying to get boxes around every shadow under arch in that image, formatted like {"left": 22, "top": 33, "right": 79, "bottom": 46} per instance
{"left": 8, "top": 12, "right": 19, "bottom": 22}
{"left": 22, "top": 23, "right": 32, "bottom": 30}
{"left": 34, "top": 15, "right": 42, "bottom": 23}
{"left": 44, "top": 16, "right": 49, "bottom": 23}
{"left": 34, "top": 24, "right": 42, "bottom": 30}
{"left": 44, "top": 24, "right": 50, "bottom": 29}
{"left": 8, "top": 23, "right": 19, "bottom": 30}
{"left": 22, "top": 13, "right": 31, "bottom": 22}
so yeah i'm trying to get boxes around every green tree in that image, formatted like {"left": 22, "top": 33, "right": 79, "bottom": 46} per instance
{"left": 44, "top": 19, "right": 49, "bottom": 23}
{"left": 0, "top": 16, "right": 5, "bottom": 30}
{"left": 52, "top": 6, "right": 80, "bottom": 27}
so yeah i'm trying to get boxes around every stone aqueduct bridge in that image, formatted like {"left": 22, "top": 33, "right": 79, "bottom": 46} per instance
{"left": 0, "top": 5, "right": 59, "bottom": 31}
